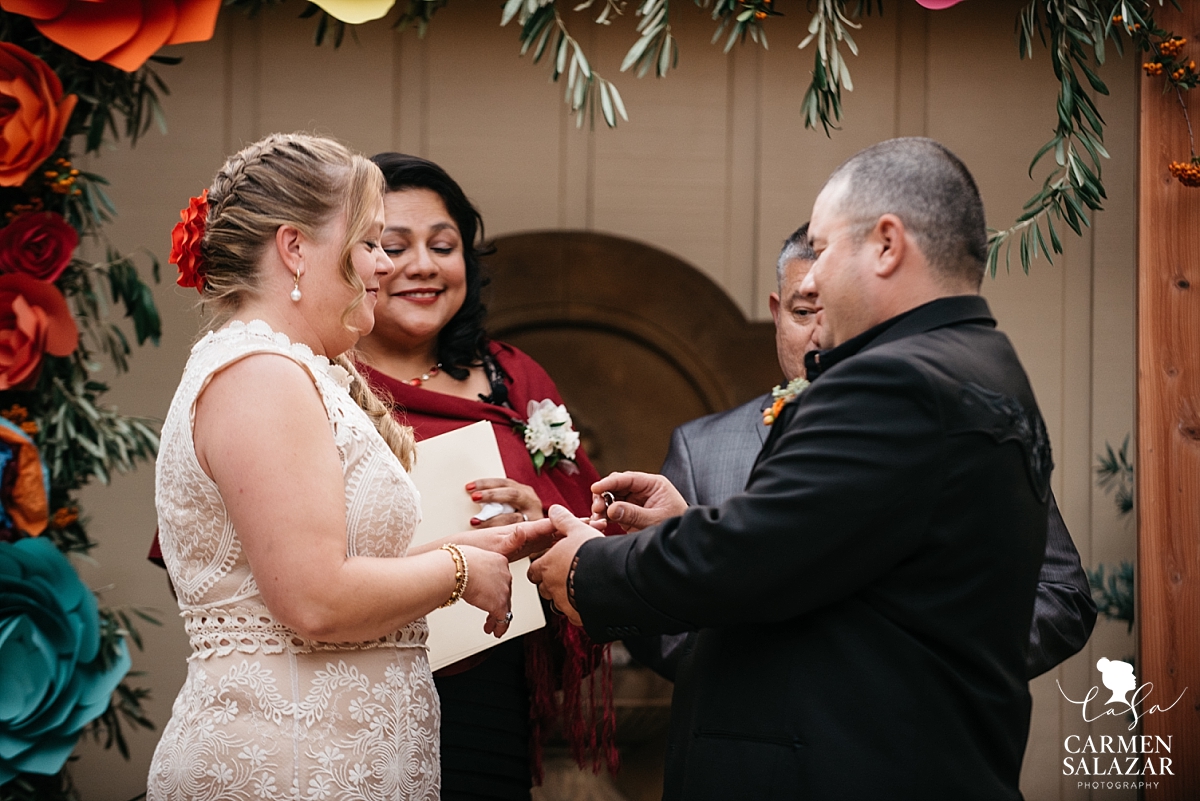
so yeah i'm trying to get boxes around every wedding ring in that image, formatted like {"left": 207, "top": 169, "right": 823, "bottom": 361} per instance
{"left": 601, "top": 491, "right": 615, "bottom": 508}
{"left": 522, "top": 513, "right": 529, "bottom": 522}
{"left": 504, "top": 611, "right": 514, "bottom": 624}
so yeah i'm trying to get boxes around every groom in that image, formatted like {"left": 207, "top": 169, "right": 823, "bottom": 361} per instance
{"left": 530, "top": 138, "right": 1049, "bottom": 800}
{"left": 627, "top": 224, "right": 1094, "bottom": 683}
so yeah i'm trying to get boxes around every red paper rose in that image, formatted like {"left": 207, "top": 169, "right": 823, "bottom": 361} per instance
{"left": 0, "top": 43, "right": 77, "bottom": 187}
{"left": 0, "top": 0, "right": 222, "bottom": 73}
{"left": 0, "top": 273, "right": 78, "bottom": 390}
{"left": 0, "top": 212, "right": 78, "bottom": 282}
{"left": 170, "top": 188, "right": 207, "bottom": 291}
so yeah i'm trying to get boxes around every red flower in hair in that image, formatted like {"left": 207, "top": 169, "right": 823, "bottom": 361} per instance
{"left": 170, "top": 189, "right": 207, "bottom": 292}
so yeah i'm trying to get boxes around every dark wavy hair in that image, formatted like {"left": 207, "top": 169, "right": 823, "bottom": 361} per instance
{"left": 369, "top": 152, "right": 494, "bottom": 380}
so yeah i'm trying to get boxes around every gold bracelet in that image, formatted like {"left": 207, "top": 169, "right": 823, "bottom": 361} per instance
{"left": 439, "top": 544, "right": 468, "bottom": 608}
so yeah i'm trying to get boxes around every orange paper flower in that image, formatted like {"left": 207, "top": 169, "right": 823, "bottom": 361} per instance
{"left": 0, "top": 273, "right": 79, "bottom": 390}
{"left": 0, "top": 0, "right": 222, "bottom": 73}
{"left": 0, "top": 43, "right": 77, "bottom": 187}
{"left": 0, "top": 417, "right": 49, "bottom": 537}
{"left": 170, "top": 188, "right": 207, "bottom": 291}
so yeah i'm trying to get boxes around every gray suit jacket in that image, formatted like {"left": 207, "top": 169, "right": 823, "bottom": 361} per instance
{"left": 625, "top": 392, "right": 1096, "bottom": 680}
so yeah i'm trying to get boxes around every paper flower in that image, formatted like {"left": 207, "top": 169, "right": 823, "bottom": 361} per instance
{"left": 0, "top": 417, "right": 50, "bottom": 540}
{"left": 0, "top": 0, "right": 222, "bottom": 72}
{"left": 0, "top": 536, "right": 131, "bottom": 782}
{"left": 0, "top": 43, "right": 77, "bottom": 188}
{"left": 0, "top": 273, "right": 80, "bottom": 390}
{"left": 310, "top": 0, "right": 395, "bottom": 24}
{"left": 518, "top": 399, "right": 580, "bottom": 474}
{"left": 169, "top": 188, "right": 207, "bottom": 291}
{"left": 0, "top": 212, "right": 78, "bottom": 283}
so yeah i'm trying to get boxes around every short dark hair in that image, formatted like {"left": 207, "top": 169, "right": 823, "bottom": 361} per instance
{"left": 776, "top": 222, "right": 815, "bottom": 289}
{"left": 825, "top": 138, "right": 987, "bottom": 288}
{"left": 369, "top": 152, "right": 494, "bottom": 380}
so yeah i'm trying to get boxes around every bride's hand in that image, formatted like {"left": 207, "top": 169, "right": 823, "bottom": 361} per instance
{"left": 451, "top": 518, "right": 560, "bottom": 562}
{"left": 457, "top": 544, "right": 514, "bottom": 638}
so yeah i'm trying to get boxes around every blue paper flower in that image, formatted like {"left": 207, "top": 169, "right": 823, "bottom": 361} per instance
{"left": 0, "top": 537, "right": 130, "bottom": 782}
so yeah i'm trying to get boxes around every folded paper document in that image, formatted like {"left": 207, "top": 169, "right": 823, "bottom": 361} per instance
{"left": 408, "top": 420, "right": 546, "bottom": 671}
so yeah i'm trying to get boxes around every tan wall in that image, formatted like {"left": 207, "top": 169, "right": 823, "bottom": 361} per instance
{"left": 67, "top": 3, "right": 1137, "bottom": 799}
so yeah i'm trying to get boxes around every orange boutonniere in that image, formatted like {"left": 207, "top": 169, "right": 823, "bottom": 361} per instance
{"left": 170, "top": 189, "right": 208, "bottom": 292}
{"left": 762, "top": 376, "right": 810, "bottom": 426}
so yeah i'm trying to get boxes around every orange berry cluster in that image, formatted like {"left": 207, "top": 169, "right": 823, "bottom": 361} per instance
{"left": 1168, "top": 160, "right": 1200, "bottom": 187}
{"left": 1141, "top": 32, "right": 1197, "bottom": 87}
{"left": 3, "top": 197, "right": 44, "bottom": 223}
{"left": 1160, "top": 37, "right": 1187, "bottom": 58}
{"left": 1, "top": 404, "right": 39, "bottom": 436}
{"left": 742, "top": 0, "right": 770, "bottom": 21}
{"left": 52, "top": 507, "right": 79, "bottom": 528}
{"left": 43, "top": 157, "right": 82, "bottom": 196}
{"left": 1171, "top": 61, "right": 1196, "bottom": 82}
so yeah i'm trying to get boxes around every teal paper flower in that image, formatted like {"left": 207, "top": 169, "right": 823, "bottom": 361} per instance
{"left": 0, "top": 537, "right": 130, "bottom": 782}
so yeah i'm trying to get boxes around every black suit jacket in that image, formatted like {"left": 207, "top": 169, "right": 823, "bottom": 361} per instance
{"left": 629, "top": 394, "right": 1095, "bottom": 681}
{"left": 575, "top": 296, "right": 1048, "bottom": 800}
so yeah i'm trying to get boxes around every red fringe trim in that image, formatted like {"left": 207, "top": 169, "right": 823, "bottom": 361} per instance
{"left": 525, "top": 612, "right": 619, "bottom": 785}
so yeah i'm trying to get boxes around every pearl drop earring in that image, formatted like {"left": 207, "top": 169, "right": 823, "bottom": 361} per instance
{"left": 290, "top": 272, "right": 302, "bottom": 302}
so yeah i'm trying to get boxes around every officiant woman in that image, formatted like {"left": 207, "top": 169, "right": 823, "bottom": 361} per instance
{"left": 354, "top": 153, "right": 618, "bottom": 801}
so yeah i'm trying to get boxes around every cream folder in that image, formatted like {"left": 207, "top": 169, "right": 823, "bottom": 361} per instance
{"left": 408, "top": 420, "right": 547, "bottom": 671}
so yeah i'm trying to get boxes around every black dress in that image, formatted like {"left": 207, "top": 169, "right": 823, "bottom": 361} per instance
{"left": 436, "top": 638, "right": 532, "bottom": 801}
{"left": 436, "top": 355, "right": 532, "bottom": 801}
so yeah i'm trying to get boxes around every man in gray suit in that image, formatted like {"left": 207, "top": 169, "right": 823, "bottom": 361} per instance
{"left": 626, "top": 223, "right": 1096, "bottom": 681}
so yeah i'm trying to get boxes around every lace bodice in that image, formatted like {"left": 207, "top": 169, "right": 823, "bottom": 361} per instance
{"left": 155, "top": 320, "right": 425, "bottom": 657}
{"left": 149, "top": 321, "right": 439, "bottom": 800}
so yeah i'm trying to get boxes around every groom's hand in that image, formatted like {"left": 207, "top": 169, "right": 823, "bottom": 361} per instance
{"left": 591, "top": 471, "right": 688, "bottom": 533}
{"left": 527, "top": 505, "right": 602, "bottom": 627}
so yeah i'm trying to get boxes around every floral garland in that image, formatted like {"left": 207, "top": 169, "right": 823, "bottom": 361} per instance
{"left": 0, "top": 5, "right": 213, "bottom": 798}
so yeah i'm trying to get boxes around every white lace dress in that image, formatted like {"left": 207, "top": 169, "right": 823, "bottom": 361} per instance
{"left": 147, "top": 320, "right": 439, "bottom": 801}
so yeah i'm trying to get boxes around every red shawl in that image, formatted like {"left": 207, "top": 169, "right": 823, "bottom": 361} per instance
{"left": 359, "top": 340, "right": 618, "bottom": 782}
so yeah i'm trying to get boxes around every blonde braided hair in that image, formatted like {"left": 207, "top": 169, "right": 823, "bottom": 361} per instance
{"left": 334, "top": 354, "right": 414, "bottom": 471}
{"left": 198, "top": 133, "right": 415, "bottom": 469}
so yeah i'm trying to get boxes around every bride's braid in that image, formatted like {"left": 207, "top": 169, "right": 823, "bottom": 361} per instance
{"left": 334, "top": 353, "right": 416, "bottom": 471}
{"left": 197, "top": 133, "right": 416, "bottom": 469}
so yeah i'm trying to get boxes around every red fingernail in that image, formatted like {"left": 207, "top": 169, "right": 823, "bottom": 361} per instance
{"left": 466, "top": 482, "right": 476, "bottom": 490}
{"left": 470, "top": 518, "right": 480, "bottom": 526}
{"left": 471, "top": 493, "right": 482, "bottom": 501}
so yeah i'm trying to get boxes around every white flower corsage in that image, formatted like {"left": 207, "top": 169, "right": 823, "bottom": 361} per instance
{"left": 515, "top": 399, "right": 581, "bottom": 474}
{"left": 763, "top": 376, "right": 810, "bottom": 426}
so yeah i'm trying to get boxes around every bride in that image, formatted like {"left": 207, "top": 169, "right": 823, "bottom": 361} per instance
{"left": 147, "top": 133, "right": 553, "bottom": 800}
